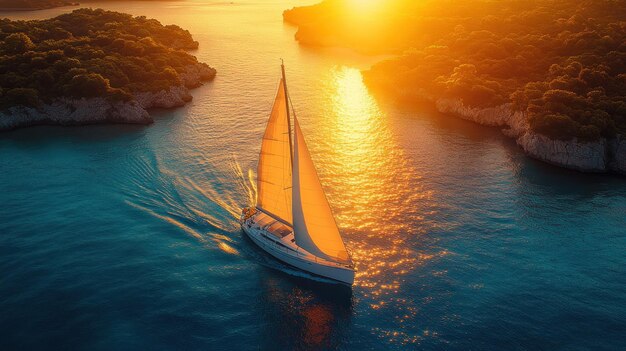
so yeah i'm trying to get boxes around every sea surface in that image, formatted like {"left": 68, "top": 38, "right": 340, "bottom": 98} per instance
{"left": 1, "top": 1, "right": 625, "bottom": 350}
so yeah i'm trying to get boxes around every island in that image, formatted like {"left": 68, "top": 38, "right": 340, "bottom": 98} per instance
{"left": 0, "top": 0, "right": 78, "bottom": 11}
{"left": 0, "top": 8, "right": 216, "bottom": 130}
{"left": 284, "top": 0, "right": 626, "bottom": 174}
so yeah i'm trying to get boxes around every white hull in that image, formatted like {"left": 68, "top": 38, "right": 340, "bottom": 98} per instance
{"left": 241, "top": 210, "right": 355, "bottom": 285}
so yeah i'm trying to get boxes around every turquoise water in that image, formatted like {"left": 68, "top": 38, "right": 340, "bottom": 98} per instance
{"left": 1, "top": 1, "right": 626, "bottom": 350}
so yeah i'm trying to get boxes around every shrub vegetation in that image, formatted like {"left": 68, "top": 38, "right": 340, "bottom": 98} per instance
{"left": 0, "top": 8, "right": 204, "bottom": 109}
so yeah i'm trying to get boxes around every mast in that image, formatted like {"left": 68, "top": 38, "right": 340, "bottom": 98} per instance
{"left": 281, "top": 60, "right": 294, "bottom": 167}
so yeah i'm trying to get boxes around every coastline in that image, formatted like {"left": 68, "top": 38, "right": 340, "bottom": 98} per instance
{"left": 434, "top": 98, "right": 626, "bottom": 174}
{"left": 363, "top": 76, "right": 625, "bottom": 175}
{"left": 0, "top": 63, "right": 216, "bottom": 131}
{"left": 0, "top": 3, "right": 79, "bottom": 11}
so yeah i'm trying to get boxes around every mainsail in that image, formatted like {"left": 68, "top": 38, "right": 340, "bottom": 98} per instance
{"left": 256, "top": 78, "right": 292, "bottom": 225}
{"left": 292, "top": 118, "right": 350, "bottom": 263}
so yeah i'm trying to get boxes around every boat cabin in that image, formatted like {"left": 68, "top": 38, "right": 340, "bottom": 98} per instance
{"left": 250, "top": 210, "right": 292, "bottom": 238}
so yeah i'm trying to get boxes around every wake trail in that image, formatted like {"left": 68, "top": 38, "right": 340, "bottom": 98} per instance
{"left": 125, "top": 200, "right": 205, "bottom": 242}
{"left": 183, "top": 175, "right": 240, "bottom": 220}
{"left": 229, "top": 154, "right": 256, "bottom": 206}
{"left": 119, "top": 151, "right": 267, "bottom": 259}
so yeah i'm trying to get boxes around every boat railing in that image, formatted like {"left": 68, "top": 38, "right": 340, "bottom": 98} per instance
{"left": 261, "top": 233, "right": 319, "bottom": 262}
{"left": 269, "top": 237, "right": 353, "bottom": 267}
{"left": 255, "top": 226, "right": 351, "bottom": 267}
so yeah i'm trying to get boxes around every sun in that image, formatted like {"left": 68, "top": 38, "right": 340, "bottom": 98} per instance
{"left": 344, "top": 0, "right": 386, "bottom": 15}
{"left": 346, "top": 0, "right": 382, "bottom": 6}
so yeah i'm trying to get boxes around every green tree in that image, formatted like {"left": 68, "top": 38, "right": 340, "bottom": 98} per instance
{"left": 0, "top": 88, "right": 39, "bottom": 108}
{"left": 64, "top": 73, "right": 111, "bottom": 98}
{"left": 3, "top": 33, "right": 35, "bottom": 54}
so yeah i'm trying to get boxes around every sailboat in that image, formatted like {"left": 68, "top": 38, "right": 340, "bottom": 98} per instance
{"left": 240, "top": 63, "right": 355, "bottom": 285}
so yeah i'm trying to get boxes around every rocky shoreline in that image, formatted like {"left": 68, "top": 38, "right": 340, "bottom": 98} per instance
{"left": 436, "top": 98, "right": 626, "bottom": 174}
{"left": 0, "top": 63, "right": 216, "bottom": 131}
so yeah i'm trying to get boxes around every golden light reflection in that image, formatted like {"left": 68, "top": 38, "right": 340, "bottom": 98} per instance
{"left": 301, "top": 304, "right": 334, "bottom": 347}
{"left": 216, "top": 241, "right": 239, "bottom": 255}
{"left": 258, "top": 277, "right": 350, "bottom": 350}
{"left": 314, "top": 67, "right": 446, "bottom": 344}
{"left": 326, "top": 66, "right": 399, "bottom": 219}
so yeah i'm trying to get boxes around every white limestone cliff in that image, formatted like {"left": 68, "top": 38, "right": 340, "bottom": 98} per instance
{"left": 0, "top": 63, "right": 216, "bottom": 131}
{"left": 435, "top": 98, "right": 626, "bottom": 174}
{"left": 0, "top": 97, "right": 150, "bottom": 130}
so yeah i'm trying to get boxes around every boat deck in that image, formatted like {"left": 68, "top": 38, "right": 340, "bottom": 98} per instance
{"left": 248, "top": 211, "right": 292, "bottom": 238}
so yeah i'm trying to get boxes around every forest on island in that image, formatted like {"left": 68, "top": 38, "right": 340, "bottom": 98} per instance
{"left": 0, "top": 8, "right": 211, "bottom": 109}
{"left": 284, "top": 0, "right": 626, "bottom": 141}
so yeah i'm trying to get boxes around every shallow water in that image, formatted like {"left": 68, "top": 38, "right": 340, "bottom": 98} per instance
{"left": 1, "top": 1, "right": 625, "bottom": 350}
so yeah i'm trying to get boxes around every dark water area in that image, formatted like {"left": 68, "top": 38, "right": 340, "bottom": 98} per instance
{"left": 1, "top": 1, "right": 625, "bottom": 350}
